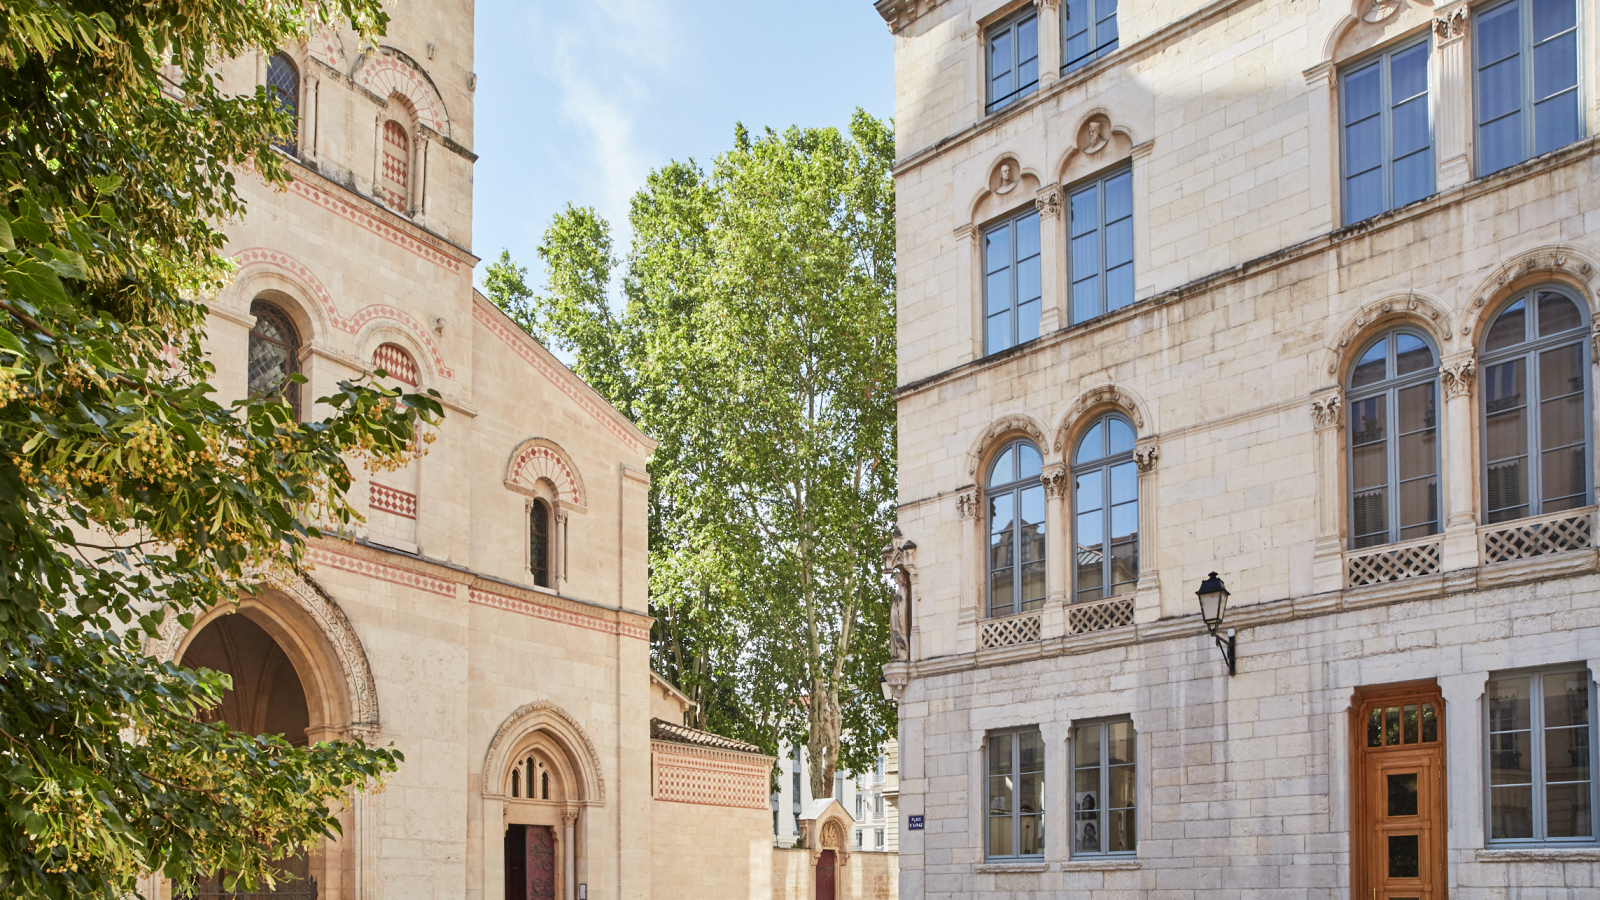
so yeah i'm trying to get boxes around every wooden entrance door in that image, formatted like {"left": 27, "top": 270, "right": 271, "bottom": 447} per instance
{"left": 1353, "top": 684, "right": 1446, "bottom": 900}
{"left": 814, "top": 849, "right": 836, "bottom": 900}
{"left": 505, "top": 825, "right": 557, "bottom": 900}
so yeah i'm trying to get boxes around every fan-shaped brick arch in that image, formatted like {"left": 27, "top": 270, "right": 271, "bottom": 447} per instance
{"left": 354, "top": 53, "right": 446, "bottom": 135}
{"left": 507, "top": 438, "right": 586, "bottom": 507}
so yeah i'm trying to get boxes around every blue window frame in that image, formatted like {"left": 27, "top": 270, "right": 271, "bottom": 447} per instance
{"left": 987, "top": 9, "right": 1039, "bottom": 113}
{"left": 1063, "top": 0, "right": 1118, "bottom": 73}
{"left": 987, "top": 439, "right": 1045, "bottom": 618}
{"left": 1346, "top": 330, "right": 1441, "bottom": 548}
{"left": 1479, "top": 287, "right": 1591, "bottom": 523}
{"left": 1072, "top": 414, "right": 1138, "bottom": 603}
{"left": 1485, "top": 666, "right": 1598, "bottom": 845}
{"left": 1068, "top": 168, "right": 1133, "bottom": 324}
{"left": 983, "top": 209, "right": 1042, "bottom": 354}
{"left": 1341, "top": 39, "right": 1433, "bottom": 225}
{"left": 1474, "top": 0, "right": 1582, "bottom": 176}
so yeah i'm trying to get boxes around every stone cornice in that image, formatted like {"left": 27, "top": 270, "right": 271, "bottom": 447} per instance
{"left": 907, "top": 547, "right": 1598, "bottom": 680}
{"left": 895, "top": 135, "right": 1600, "bottom": 403}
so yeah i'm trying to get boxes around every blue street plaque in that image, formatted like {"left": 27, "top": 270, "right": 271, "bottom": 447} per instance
{"left": 908, "top": 815, "right": 924, "bottom": 830}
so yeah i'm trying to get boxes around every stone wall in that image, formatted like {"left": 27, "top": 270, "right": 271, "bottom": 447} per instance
{"left": 771, "top": 849, "right": 899, "bottom": 900}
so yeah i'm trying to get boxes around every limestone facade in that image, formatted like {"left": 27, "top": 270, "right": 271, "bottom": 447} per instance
{"left": 880, "top": 0, "right": 1600, "bottom": 897}
{"left": 773, "top": 740, "right": 901, "bottom": 856}
{"left": 136, "top": 3, "right": 775, "bottom": 899}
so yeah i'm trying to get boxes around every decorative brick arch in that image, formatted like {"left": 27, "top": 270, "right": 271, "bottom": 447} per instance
{"left": 145, "top": 574, "right": 381, "bottom": 739}
{"left": 484, "top": 701, "right": 605, "bottom": 804}
{"left": 353, "top": 49, "right": 447, "bottom": 136}
{"left": 506, "top": 438, "right": 587, "bottom": 508}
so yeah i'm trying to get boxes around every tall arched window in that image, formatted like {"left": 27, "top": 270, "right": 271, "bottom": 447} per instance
{"left": 987, "top": 439, "right": 1045, "bottom": 618}
{"left": 380, "top": 120, "right": 410, "bottom": 211}
{"left": 248, "top": 299, "right": 301, "bottom": 419}
{"left": 265, "top": 53, "right": 300, "bottom": 154}
{"left": 1073, "top": 415, "right": 1138, "bottom": 603}
{"left": 529, "top": 500, "right": 551, "bottom": 588}
{"left": 1481, "top": 288, "right": 1591, "bottom": 523}
{"left": 1347, "top": 329, "right": 1440, "bottom": 547}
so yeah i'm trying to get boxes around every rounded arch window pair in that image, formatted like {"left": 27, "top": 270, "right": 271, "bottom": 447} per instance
{"left": 984, "top": 414, "right": 1139, "bottom": 616}
{"left": 1343, "top": 286, "right": 1591, "bottom": 545}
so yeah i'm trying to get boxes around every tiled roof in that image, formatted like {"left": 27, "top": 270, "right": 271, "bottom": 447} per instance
{"left": 650, "top": 718, "right": 763, "bottom": 754}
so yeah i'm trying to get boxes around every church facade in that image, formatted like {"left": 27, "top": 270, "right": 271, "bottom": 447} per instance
{"left": 136, "top": 3, "right": 780, "bottom": 899}
{"left": 879, "top": 0, "right": 1600, "bottom": 898}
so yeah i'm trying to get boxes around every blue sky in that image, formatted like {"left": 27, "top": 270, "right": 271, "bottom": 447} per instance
{"left": 471, "top": 0, "right": 895, "bottom": 290}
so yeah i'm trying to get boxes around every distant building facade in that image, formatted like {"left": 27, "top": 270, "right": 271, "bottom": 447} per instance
{"left": 773, "top": 740, "right": 901, "bottom": 854}
{"left": 879, "top": 0, "right": 1600, "bottom": 899}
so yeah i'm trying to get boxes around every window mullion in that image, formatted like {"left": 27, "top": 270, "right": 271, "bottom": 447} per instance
{"left": 1013, "top": 733, "right": 1023, "bottom": 855}
{"left": 1527, "top": 348, "right": 1542, "bottom": 516}
{"left": 1099, "top": 726, "right": 1111, "bottom": 853}
{"left": 1098, "top": 178, "right": 1109, "bottom": 316}
{"left": 1380, "top": 52, "right": 1393, "bottom": 213}
{"left": 1532, "top": 672, "right": 1547, "bottom": 840}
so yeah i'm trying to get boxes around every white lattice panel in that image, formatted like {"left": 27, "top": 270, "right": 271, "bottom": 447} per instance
{"left": 1345, "top": 541, "right": 1442, "bottom": 587}
{"left": 653, "top": 753, "right": 769, "bottom": 809}
{"left": 980, "top": 612, "right": 1041, "bottom": 648}
{"left": 1069, "top": 597, "right": 1135, "bottom": 634}
{"left": 1482, "top": 512, "right": 1594, "bottom": 564}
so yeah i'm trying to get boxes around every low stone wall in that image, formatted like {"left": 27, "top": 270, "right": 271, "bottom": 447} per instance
{"left": 772, "top": 848, "right": 897, "bottom": 900}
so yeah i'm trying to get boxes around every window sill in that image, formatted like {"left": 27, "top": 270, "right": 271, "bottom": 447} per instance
{"left": 1477, "top": 847, "right": 1600, "bottom": 862}
{"left": 1060, "top": 858, "right": 1140, "bottom": 871}
{"left": 976, "top": 861, "right": 1048, "bottom": 873}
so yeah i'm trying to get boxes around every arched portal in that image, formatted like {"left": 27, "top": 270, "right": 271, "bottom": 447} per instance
{"left": 814, "top": 849, "right": 836, "bottom": 900}
{"left": 177, "top": 614, "right": 318, "bottom": 897}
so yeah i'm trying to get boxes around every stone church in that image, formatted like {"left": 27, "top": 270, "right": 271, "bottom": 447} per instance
{"left": 881, "top": 0, "right": 1600, "bottom": 898}
{"left": 134, "top": 3, "right": 786, "bottom": 900}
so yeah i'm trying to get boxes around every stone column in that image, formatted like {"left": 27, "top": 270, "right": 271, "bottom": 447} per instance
{"left": 1130, "top": 140, "right": 1156, "bottom": 302}
{"left": 1432, "top": 6, "right": 1474, "bottom": 190}
{"left": 562, "top": 808, "right": 579, "bottom": 900}
{"left": 1042, "top": 463, "right": 1068, "bottom": 639}
{"left": 1035, "top": 186, "right": 1064, "bottom": 334}
{"left": 955, "top": 224, "right": 980, "bottom": 364}
{"left": 1133, "top": 441, "right": 1161, "bottom": 622}
{"left": 1301, "top": 62, "right": 1337, "bottom": 228}
{"left": 1035, "top": 0, "right": 1061, "bottom": 87}
{"left": 1440, "top": 355, "right": 1479, "bottom": 571}
{"left": 1439, "top": 673, "right": 1485, "bottom": 852}
{"left": 1311, "top": 391, "right": 1345, "bottom": 593}
{"left": 554, "top": 506, "right": 570, "bottom": 591}
{"left": 957, "top": 487, "right": 980, "bottom": 653}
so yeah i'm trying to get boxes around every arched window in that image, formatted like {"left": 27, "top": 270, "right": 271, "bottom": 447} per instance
{"left": 373, "top": 342, "right": 419, "bottom": 387}
{"left": 265, "top": 53, "right": 300, "bottom": 154}
{"left": 248, "top": 299, "right": 300, "bottom": 419}
{"left": 541, "top": 770, "right": 550, "bottom": 800}
{"left": 1347, "top": 329, "right": 1440, "bottom": 548}
{"left": 1480, "top": 288, "right": 1591, "bottom": 523}
{"left": 380, "top": 120, "right": 410, "bottom": 211}
{"left": 529, "top": 500, "right": 551, "bottom": 588}
{"left": 1073, "top": 415, "right": 1138, "bottom": 602}
{"left": 987, "top": 439, "right": 1045, "bottom": 618}
{"left": 511, "top": 768, "right": 520, "bottom": 798}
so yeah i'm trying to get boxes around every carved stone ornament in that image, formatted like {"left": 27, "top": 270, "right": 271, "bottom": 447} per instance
{"left": 1042, "top": 468, "right": 1069, "bottom": 499}
{"left": 1134, "top": 444, "right": 1159, "bottom": 474}
{"left": 957, "top": 490, "right": 980, "bottom": 519}
{"left": 1440, "top": 359, "right": 1476, "bottom": 399}
{"left": 1037, "top": 0, "right": 1060, "bottom": 10}
{"left": 888, "top": 566, "right": 910, "bottom": 662}
{"left": 968, "top": 415, "right": 1048, "bottom": 475}
{"left": 484, "top": 701, "right": 607, "bottom": 803}
{"left": 877, "top": 0, "right": 943, "bottom": 34}
{"left": 1433, "top": 6, "right": 1468, "bottom": 40}
{"left": 1311, "top": 393, "right": 1343, "bottom": 429}
{"left": 561, "top": 809, "right": 580, "bottom": 827}
{"left": 1081, "top": 120, "right": 1108, "bottom": 155}
{"left": 1363, "top": 0, "right": 1401, "bottom": 23}
{"left": 1592, "top": 324, "right": 1600, "bottom": 359}
{"left": 1058, "top": 385, "right": 1145, "bottom": 451}
{"left": 1035, "top": 186, "right": 1063, "bottom": 219}
{"left": 993, "top": 161, "right": 1019, "bottom": 195}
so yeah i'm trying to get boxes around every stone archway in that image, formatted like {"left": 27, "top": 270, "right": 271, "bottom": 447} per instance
{"left": 486, "top": 702, "right": 604, "bottom": 900}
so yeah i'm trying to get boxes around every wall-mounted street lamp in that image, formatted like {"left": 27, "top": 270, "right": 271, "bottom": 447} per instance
{"left": 1195, "top": 572, "right": 1236, "bottom": 676}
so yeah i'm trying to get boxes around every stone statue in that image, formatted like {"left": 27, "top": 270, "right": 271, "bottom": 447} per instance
{"left": 889, "top": 567, "right": 910, "bottom": 661}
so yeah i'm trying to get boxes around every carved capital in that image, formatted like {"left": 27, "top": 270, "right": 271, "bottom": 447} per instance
{"left": 1042, "top": 467, "right": 1069, "bottom": 498}
{"left": 957, "top": 490, "right": 980, "bottom": 519}
{"left": 1440, "top": 358, "right": 1476, "bottom": 399}
{"left": 1036, "top": 0, "right": 1060, "bottom": 11}
{"left": 955, "top": 223, "right": 981, "bottom": 247}
{"left": 1592, "top": 324, "right": 1599, "bottom": 360}
{"left": 561, "top": 809, "right": 580, "bottom": 828}
{"left": 1433, "top": 6, "right": 1468, "bottom": 41}
{"left": 1034, "top": 186, "right": 1062, "bottom": 219}
{"left": 1134, "top": 444, "right": 1159, "bottom": 474}
{"left": 1311, "top": 393, "right": 1343, "bottom": 430}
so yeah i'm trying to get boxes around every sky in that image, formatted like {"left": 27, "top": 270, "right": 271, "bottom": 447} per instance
{"left": 471, "top": 0, "right": 895, "bottom": 292}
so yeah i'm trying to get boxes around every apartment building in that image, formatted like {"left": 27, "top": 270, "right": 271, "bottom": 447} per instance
{"left": 877, "top": 0, "right": 1600, "bottom": 897}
